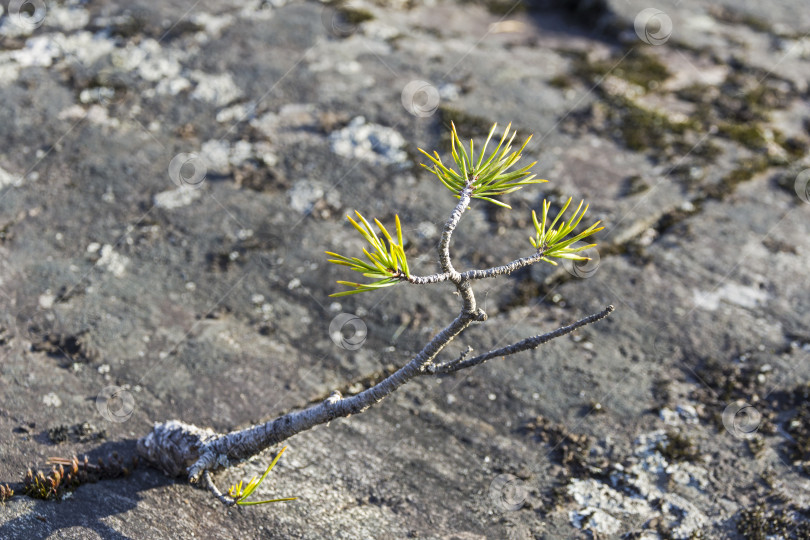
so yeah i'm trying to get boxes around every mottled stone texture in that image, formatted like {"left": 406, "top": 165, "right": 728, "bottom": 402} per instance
{"left": 1, "top": 0, "right": 809, "bottom": 538}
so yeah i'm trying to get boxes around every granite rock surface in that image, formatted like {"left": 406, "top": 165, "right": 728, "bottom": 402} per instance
{"left": 1, "top": 1, "right": 809, "bottom": 538}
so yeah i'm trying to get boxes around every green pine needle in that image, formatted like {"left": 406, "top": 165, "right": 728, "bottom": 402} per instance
{"left": 227, "top": 446, "right": 297, "bottom": 506}
{"left": 326, "top": 123, "right": 603, "bottom": 298}
{"left": 418, "top": 122, "right": 546, "bottom": 208}
{"left": 326, "top": 211, "right": 410, "bottom": 296}
{"left": 530, "top": 198, "right": 603, "bottom": 262}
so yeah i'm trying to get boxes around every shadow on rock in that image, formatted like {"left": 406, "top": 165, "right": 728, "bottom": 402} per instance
{"left": 0, "top": 439, "right": 176, "bottom": 540}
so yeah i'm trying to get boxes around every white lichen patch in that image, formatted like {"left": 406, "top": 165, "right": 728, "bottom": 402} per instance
{"left": 38, "top": 292, "right": 56, "bottom": 309}
{"left": 153, "top": 187, "right": 202, "bottom": 209}
{"left": 200, "top": 139, "right": 245, "bottom": 174}
{"left": 7, "top": 34, "right": 62, "bottom": 67}
{"left": 250, "top": 103, "right": 320, "bottom": 143}
{"left": 567, "top": 478, "right": 652, "bottom": 535}
{"left": 79, "top": 86, "right": 114, "bottom": 104}
{"left": 568, "top": 506, "right": 623, "bottom": 536}
{"left": 659, "top": 404, "right": 700, "bottom": 426}
{"left": 190, "top": 71, "right": 242, "bottom": 107}
{"left": 417, "top": 221, "right": 438, "bottom": 240}
{"left": 216, "top": 103, "right": 251, "bottom": 123}
{"left": 96, "top": 244, "right": 130, "bottom": 277}
{"left": 45, "top": 5, "right": 91, "bottom": 31}
{"left": 155, "top": 76, "right": 192, "bottom": 97}
{"left": 0, "top": 164, "right": 22, "bottom": 189}
{"left": 43, "top": 392, "right": 62, "bottom": 407}
{"left": 200, "top": 140, "right": 233, "bottom": 175}
{"left": 198, "top": 139, "right": 277, "bottom": 175}
{"left": 57, "top": 104, "right": 122, "bottom": 130}
{"left": 0, "top": 31, "right": 116, "bottom": 87}
{"left": 438, "top": 82, "right": 461, "bottom": 101}
{"left": 57, "top": 104, "right": 88, "bottom": 120}
{"left": 253, "top": 142, "right": 278, "bottom": 167}
{"left": 113, "top": 38, "right": 186, "bottom": 82}
{"left": 86, "top": 105, "right": 119, "bottom": 127}
{"left": 329, "top": 116, "right": 407, "bottom": 166}
{"left": 190, "top": 12, "right": 235, "bottom": 38}
{"left": 56, "top": 31, "right": 118, "bottom": 66}
{"left": 601, "top": 74, "right": 646, "bottom": 100}
{"left": 217, "top": 331, "right": 241, "bottom": 350}
{"left": 230, "top": 140, "right": 254, "bottom": 166}
{"left": 0, "top": 22, "right": 194, "bottom": 93}
{"left": 288, "top": 180, "right": 340, "bottom": 214}
{"left": 0, "top": 61, "right": 20, "bottom": 86}
{"left": 659, "top": 494, "right": 709, "bottom": 537}
{"left": 567, "top": 430, "right": 710, "bottom": 538}
{"left": 693, "top": 282, "right": 770, "bottom": 311}
{"left": 0, "top": 12, "right": 35, "bottom": 38}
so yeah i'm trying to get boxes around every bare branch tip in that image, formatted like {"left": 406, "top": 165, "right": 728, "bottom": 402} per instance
{"left": 203, "top": 470, "right": 237, "bottom": 507}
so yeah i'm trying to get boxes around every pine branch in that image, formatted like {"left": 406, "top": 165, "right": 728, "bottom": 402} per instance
{"left": 427, "top": 306, "right": 615, "bottom": 375}
{"left": 136, "top": 122, "right": 615, "bottom": 509}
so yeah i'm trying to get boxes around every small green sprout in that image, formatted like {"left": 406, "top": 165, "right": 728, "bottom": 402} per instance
{"left": 227, "top": 446, "right": 297, "bottom": 506}
{"left": 325, "top": 211, "right": 410, "bottom": 296}
{"left": 418, "top": 122, "right": 546, "bottom": 208}
{"left": 0, "top": 483, "right": 14, "bottom": 503}
{"left": 530, "top": 198, "right": 603, "bottom": 264}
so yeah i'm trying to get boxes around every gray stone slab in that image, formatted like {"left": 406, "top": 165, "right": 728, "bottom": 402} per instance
{"left": 1, "top": 0, "right": 809, "bottom": 537}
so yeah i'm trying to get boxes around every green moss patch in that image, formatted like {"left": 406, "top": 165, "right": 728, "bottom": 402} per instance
{"left": 718, "top": 122, "right": 768, "bottom": 150}
{"left": 522, "top": 415, "right": 604, "bottom": 478}
{"left": 737, "top": 505, "right": 810, "bottom": 539}
{"left": 572, "top": 49, "right": 670, "bottom": 91}
{"left": 438, "top": 105, "right": 496, "bottom": 140}
{"left": 655, "top": 431, "right": 700, "bottom": 463}
{"left": 335, "top": 5, "right": 374, "bottom": 25}
{"left": 22, "top": 454, "right": 138, "bottom": 501}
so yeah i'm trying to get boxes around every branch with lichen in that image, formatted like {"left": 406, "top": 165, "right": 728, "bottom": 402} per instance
{"left": 136, "top": 122, "right": 613, "bottom": 506}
